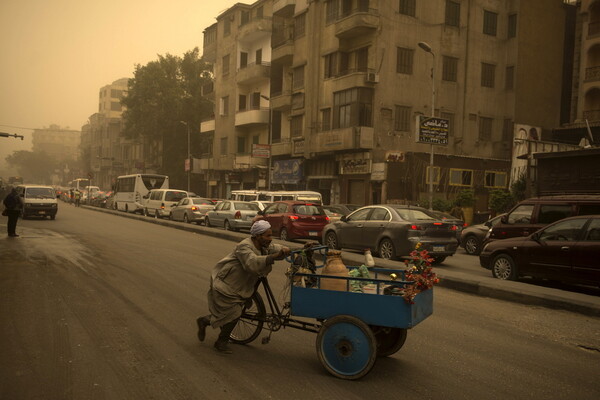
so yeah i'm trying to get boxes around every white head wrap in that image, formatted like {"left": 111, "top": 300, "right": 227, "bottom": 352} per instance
{"left": 251, "top": 220, "right": 271, "bottom": 236}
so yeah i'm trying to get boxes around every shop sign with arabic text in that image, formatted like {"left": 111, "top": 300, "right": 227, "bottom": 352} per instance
{"left": 416, "top": 116, "right": 449, "bottom": 145}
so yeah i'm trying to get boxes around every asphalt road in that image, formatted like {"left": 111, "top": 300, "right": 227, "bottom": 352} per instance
{"left": 1, "top": 204, "right": 599, "bottom": 399}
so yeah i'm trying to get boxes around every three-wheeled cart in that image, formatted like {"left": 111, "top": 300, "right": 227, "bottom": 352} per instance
{"left": 230, "top": 246, "right": 434, "bottom": 380}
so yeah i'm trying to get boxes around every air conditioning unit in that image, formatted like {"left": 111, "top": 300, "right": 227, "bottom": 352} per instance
{"left": 365, "top": 72, "right": 379, "bottom": 83}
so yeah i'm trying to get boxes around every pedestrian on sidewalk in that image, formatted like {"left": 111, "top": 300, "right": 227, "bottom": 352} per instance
{"left": 196, "top": 220, "right": 290, "bottom": 354}
{"left": 2, "top": 187, "right": 23, "bottom": 237}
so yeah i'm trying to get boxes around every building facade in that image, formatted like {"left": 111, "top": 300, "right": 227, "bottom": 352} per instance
{"left": 198, "top": 0, "right": 573, "bottom": 209}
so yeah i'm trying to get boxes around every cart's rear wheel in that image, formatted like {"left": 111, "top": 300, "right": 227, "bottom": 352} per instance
{"left": 316, "top": 315, "right": 377, "bottom": 380}
{"left": 371, "top": 326, "right": 407, "bottom": 357}
{"left": 230, "top": 292, "right": 265, "bottom": 345}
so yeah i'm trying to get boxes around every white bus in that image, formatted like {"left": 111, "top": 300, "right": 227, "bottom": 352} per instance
{"left": 113, "top": 174, "right": 169, "bottom": 213}
{"left": 230, "top": 190, "right": 322, "bottom": 204}
{"left": 230, "top": 190, "right": 260, "bottom": 201}
{"left": 68, "top": 178, "right": 90, "bottom": 192}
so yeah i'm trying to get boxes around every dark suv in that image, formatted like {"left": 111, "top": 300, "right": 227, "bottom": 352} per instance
{"left": 488, "top": 195, "right": 600, "bottom": 242}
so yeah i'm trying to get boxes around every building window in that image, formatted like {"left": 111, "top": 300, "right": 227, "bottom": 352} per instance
{"left": 483, "top": 10, "right": 498, "bottom": 36}
{"left": 427, "top": 166, "right": 440, "bottom": 185}
{"left": 220, "top": 137, "right": 228, "bottom": 155}
{"left": 238, "top": 94, "right": 247, "bottom": 111}
{"left": 272, "top": 111, "right": 282, "bottom": 143}
{"left": 293, "top": 65, "right": 305, "bottom": 89}
{"left": 508, "top": 14, "right": 517, "bottom": 38}
{"left": 295, "top": 13, "right": 306, "bottom": 38}
{"left": 256, "top": 6, "right": 263, "bottom": 18}
{"left": 505, "top": 66, "right": 514, "bottom": 90}
{"left": 356, "top": 47, "right": 369, "bottom": 72}
{"left": 110, "top": 101, "right": 121, "bottom": 111}
{"left": 322, "top": 108, "right": 331, "bottom": 131}
{"left": 326, "top": 0, "right": 338, "bottom": 24}
{"left": 502, "top": 118, "right": 513, "bottom": 141}
{"left": 252, "top": 135, "right": 259, "bottom": 145}
{"left": 440, "top": 111, "right": 454, "bottom": 137}
{"left": 485, "top": 171, "right": 507, "bottom": 188}
{"left": 324, "top": 53, "right": 338, "bottom": 78}
{"left": 481, "top": 63, "right": 495, "bottom": 88}
{"left": 291, "top": 115, "right": 303, "bottom": 137}
{"left": 220, "top": 96, "right": 229, "bottom": 116}
{"left": 240, "top": 52, "right": 248, "bottom": 69}
{"left": 449, "top": 169, "right": 473, "bottom": 186}
{"left": 479, "top": 116, "right": 493, "bottom": 141}
{"left": 394, "top": 105, "right": 411, "bottom": 131}
{"left": 224, "top": 17, "right": 231, "bottom": 36}
{"left": 396, "top": 47, "right": 414, "bottom": 74}
{"left": 111, "top": 89, "right": 123, "bottom": 98}
{"left": 445, "top": 1, "right": 460, "bottom": 27}
{"left": 333, "top": 87, "right": 373, "bottom": 129}
{"left": 255, "top": 49, "right": 262, "bottom": 65}
{"left": 399, "top": 0, "right": 416, "bottom": 17}
{"left": 240, "top": 10, "right": 250, "bottom": 26}
{"left": 237, "top": 136, "right": 246, "bottom": 153}
{"left": 250, "top": 92, "right": 261, "bottom": 109}
{"left": 222, "top": 54, "right": 230, "bottom": 76}
{"left": 442, "top": 56, "right": 458, "bottom": 82}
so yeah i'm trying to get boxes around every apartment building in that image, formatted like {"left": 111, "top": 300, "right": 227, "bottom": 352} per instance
{"left": 81, "top": 77, "right": 131, "bottom": 190}
{"left": 201, "top": 0, "right": 573, "bottom": 208}
{"left": 32, "top": 124, "right": 80, "bottom": 161}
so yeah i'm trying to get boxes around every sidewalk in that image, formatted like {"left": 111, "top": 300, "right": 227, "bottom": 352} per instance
{"left": 27, "top": 205, "right": 600, "bottom": 317}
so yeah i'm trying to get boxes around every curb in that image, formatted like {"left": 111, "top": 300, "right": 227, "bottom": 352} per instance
{"left": 84, "top": 205, "right": 600, "bottom": 317}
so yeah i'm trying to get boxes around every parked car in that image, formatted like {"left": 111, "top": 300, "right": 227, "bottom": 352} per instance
{"left": 424, "top": 210, "right": 466, "bottom": 240}
{"left": 479, "top": 215, "right": 600, "bottom": 285}
{"left": 143, "top": 189, "right": 188, "bottom": 218}
{"left": 89, "top": 190, "right": 109, "bottom": 207}
{"left": 249, "top": 200, "right": 273, "bottom": 211}
{"left": 322, "top": 204, "right": 459, "bottom": 264}
{"left": 324, "top": 208, "right": 343, "bottom": 223}
{"left": 254, "top": 201, "right": 330, "bottom": 241}
{"left": 205, "top": 200, "right": 260, "bottom": 231}
{"left": 170, "top": 197, "right": 215, "bottom": 224}
{"left": 488, "top": 195, "right": 600, "bottom": 242}
{"left": 460, "top": 213, "right": 505, "bottom": 255}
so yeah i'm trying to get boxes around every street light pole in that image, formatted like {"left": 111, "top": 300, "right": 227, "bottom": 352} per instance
{"left": 260, "top": 95, "right": 272, "bottom": 190}
{"left": 418, "top": 41, "right": 436, "bottom": 211}
{"left": 179, "top": 121, "right": 191, "bottom": 192}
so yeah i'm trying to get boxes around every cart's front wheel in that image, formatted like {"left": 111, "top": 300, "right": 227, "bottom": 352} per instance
{"left": 316, "top": 315, "right": 377, "bottom": 380}
{"left": 230, "top": 292, "right": 266, "bottom": 345}
{"left": 371, "top": 326, "right": 407, "bottom": 357}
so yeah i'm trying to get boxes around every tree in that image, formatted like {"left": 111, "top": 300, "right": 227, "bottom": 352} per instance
{"left": 121, "top": 48, "right": 214, "bottom": 189}
{"left": 488, "top": 189, "right": 514, "bottom": 215}
{"left": 511, "top": 173, "right": 527, "bottom": 202}
{"left": 5, "top": 150, "right": 59, "bottom": 184}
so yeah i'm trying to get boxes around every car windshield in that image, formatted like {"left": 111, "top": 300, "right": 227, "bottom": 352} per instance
{"left": 293, "top": 204, "right": 325, "bottom": 216}
{"left": 192, "top": 198, "right": 214, "bottom": 205}
{"left": 25, "top": 187, "right": 55, "bottom": 199}
{"left": 235, "top": 203, "right": 260, "bottom": 211}
{"left": 393, "top": 208, "right": 436, "bottom": 221}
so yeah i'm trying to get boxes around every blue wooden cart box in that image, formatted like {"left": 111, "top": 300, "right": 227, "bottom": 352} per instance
{"left": 290, "top": 285, "right": 433, "bottom": 329}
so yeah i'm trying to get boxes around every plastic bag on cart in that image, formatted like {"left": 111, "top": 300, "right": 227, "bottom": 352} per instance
{"left": 348, "top": 264, "right": 372, "bottom": 292}
{"left": 287, "top": 247, "right": 318, "bottom": 288}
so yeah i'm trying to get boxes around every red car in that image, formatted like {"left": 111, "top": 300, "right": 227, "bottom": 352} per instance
{"left": 255, "top": 201, "right": 330, "bottom": 241}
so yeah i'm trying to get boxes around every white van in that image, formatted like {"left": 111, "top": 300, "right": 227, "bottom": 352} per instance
{"left": 15, "top": 184, "right": 59, "bottom": 220}
{"left": 257, "top": 191, "right": 322, "bottom": 204}
{"left": 143, "top": 188, "right": 188, "bottom": 218}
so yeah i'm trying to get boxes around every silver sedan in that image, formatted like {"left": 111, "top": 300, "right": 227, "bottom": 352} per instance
{"left": 169, "top": 197, "right": 215, "bottom": 224}
{"left": 205, "top": 200, "right": 260, "bottom": 231}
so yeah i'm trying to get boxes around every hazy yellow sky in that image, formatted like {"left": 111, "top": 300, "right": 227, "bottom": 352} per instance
{"left": 0, "top": 0, "right": 242, "bottom": 169}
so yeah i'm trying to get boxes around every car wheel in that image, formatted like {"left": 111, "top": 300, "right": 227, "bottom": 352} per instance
{"left": 280, "top": 227, "right": 289, "bottom": 241}
{"left": 125, "top": 204, "right": 129, "bottom": 213}
{"left": 113, "top": 202, "right": 118, "bottom": 211}
{"left": 431, "top": 256, "right": 446, "bottom": 265}
{"left": 378, "top": 238, "right": 396, "bottom": 260}
{"left": 206, "top": 216, "right": 211, "bottom": 227}
{"left": 464, "top": 235, "right": 480, "bottom": 255}
{"left": 144, "top": 208, "right": 149, "bottom": 217}
{"left": 224, "top": 220, "right": 232, "bottom": 231}
{"left": 169, "top": 212, "right": 174, "bottom": 221}
{"left": 183, "top": 214, "right": 189, "bottom": 223}
{"left": 155, "top": 210, "right": 160, "bottom": 219}
{"left": 325, "top": 231, "right": 340, "bottom": 250}
{"left": 50, "top": 214, "right": 56, "bottom": 220}
{"left": 491, "top": 254, "right": 518, "bottom": 280}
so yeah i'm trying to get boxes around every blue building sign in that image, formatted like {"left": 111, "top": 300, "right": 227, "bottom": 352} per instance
{"left": 272, "top": 159, "right": 303, "bottom": 184}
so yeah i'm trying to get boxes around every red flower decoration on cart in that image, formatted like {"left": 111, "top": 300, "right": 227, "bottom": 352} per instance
{"left": 401, "top": 243, "right": 440, "bottom": 304}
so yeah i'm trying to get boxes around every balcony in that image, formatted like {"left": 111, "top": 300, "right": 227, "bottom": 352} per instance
{"left": 200, "top": 119, "right": 215, "bottom": 133}
{"left": 312, "top": 126, "right": 374, "bottom": 153}
{"left": 273, "top": 0, "right": 295, "bottom": 16}
{"left": 235, "top": 108, "right": 270, "bottom": 127}
{"left": 271, "top": 40, "right": 294, "bottom": 64}
{"left": 238, "top": 17, "right": 272, "bottom": 43}
{"left": 237, "top": 62, "right": 271, "bottom": 86}
{"left": 234, "top": 154, "right": 268, "bottom": 170}
{"left": 335, "top": 8, "right": 379, "bottom": 39}
{"left": 330, "top": 70, "right": 371, "bottom": 92}
{"left": 270, "top": 90, "right": 292, "bottom": 111}
{"left": 271, "top": 139, "right": 292, "bottom": 156}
